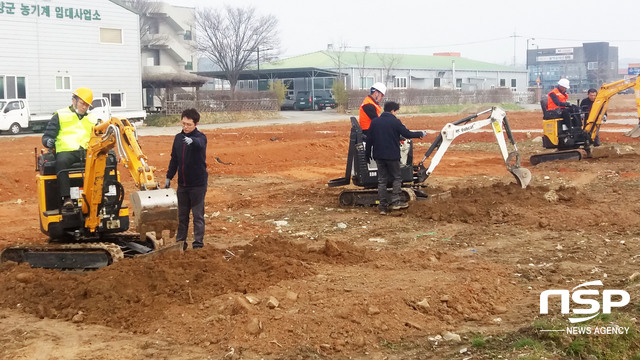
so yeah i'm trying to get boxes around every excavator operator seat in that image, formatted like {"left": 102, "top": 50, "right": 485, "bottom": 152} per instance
{"left": 540, "top": 98, "right": 551, "bottom": 119}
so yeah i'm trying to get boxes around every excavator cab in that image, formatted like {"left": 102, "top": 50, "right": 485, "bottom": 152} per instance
{"left": 36, "top": 150, "right": 128, "bottom": 239}
{"left": 538, "top": 101, "right": 593, "bottom": 155}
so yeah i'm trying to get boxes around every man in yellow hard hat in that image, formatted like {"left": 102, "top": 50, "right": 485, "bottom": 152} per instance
{"left": 42, "top": 87, "right": 98, "bottom": 210}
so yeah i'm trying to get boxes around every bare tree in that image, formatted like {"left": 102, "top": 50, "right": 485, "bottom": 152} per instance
{"left": 122, "top": 0, "right": 167, "bottom": 47}
{"left": 195, "top": 6, "right": 279, "bottom": 98}
{"left": 378, "top": 53, "right": 403, "bottom": 89}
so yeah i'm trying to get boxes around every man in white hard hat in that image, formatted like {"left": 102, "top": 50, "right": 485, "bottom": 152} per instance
{"left": 359, "top": 82, "right": 386, "bottom": 135}
{"left": 546, "top": 78, "right": 579, "bottom": 129}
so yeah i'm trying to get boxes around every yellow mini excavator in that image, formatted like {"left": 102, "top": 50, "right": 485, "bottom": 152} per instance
{"left": 530, "top": 75, "right": 640, "bottom": 165}
{"left": 0, "top": 117, "right": 178, "bottom": 270}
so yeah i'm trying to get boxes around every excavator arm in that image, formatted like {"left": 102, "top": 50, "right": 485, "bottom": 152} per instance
{"left": 586, "top": 75, "right": 639, "bottom": 139}
{"left": 83, "top": 117, "right": 177, "bottom": 237}
{"left": 417, "top": 107, "right": 531, "bottom": 188}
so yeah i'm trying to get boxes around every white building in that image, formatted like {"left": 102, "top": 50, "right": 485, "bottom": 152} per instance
{"left": 140, "top": 2, "right": 207, "bottom": 107}
{"left": 0, "top": 0, "right": 144, "bottom": 117}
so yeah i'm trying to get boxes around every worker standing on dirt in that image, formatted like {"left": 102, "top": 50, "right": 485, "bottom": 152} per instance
{"left": 359, "top": 82, "right": 386, "bottom": 135}
{"left": 365, "top": 101, "right": 426, "bottom": 215}
{"left": 546, "top": 78, "right": 579, "bottom": 129}
{"left": 41, "top": 87, "right": 98, "bottom": 210}
{"left": 165, "top": 108, "right": 208, "bottom": 250}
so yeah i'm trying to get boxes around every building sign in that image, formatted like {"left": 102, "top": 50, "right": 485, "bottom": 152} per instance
{"left": 555, "top": 48, "right": 574, "bottom": 54}
{"left": 0, "top": 3, "right": 101, "bottom": 21}
{"left": 537, "top": 55, "right": 574, "bottom": 62}
{"left": 629, "top": 63, "right": 640, "bottom": 75}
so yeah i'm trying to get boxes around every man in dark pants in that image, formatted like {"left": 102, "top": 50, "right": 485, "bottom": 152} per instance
{"left": 165, "top": 108, "right": 208, "bottom": 250}
{"left": 41, "top": 87, "right": 98, "bottom": 210}
{"left": 365, "top": 101, "right": 426, "bottom": 215}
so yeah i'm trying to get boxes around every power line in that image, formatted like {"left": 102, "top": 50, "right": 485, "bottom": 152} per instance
{"left": 374, "top": 37, "right": 509, "bottom": 51}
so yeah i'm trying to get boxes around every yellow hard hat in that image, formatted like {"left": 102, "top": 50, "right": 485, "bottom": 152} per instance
{"left": 73, "top": 87, "right": 93, "bottom": 104}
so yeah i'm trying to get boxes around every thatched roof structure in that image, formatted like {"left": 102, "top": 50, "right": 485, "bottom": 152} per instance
{"left": 142, "top": 66, "right": 209, "bottom": 88}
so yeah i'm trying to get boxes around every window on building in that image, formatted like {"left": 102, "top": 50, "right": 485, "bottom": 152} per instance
{"left": 500, "top": 79, "right": 506, "bottom": 87}
{"left": 248, "top": 80, "right": 254, "bottom": 89}
{"left": 185, "top": 62, "right": 193, "bottom": 71}
{"left": 56, "top": 76, "right": 71, "bottom": 91}
{"left": 434, "top": 78, "right": 441, "bottom": 88}
{"left": 587, "top": 62, "right": 598, "bottom": 70}
{"left": 283, "top": 79, "right": 293, "bottom": 90}
{"left": 437, "top": 71, "right": 446, "bottom": 78}
{"left": 2, "top": 75, "right": 27, "bottom": 99}
{"left": 456, "top": 78, "right": 462, "bottom": 89}
{"left": 325, "top": 78, "right": 334, "bottom": 89}
{"left": 100, "top": 28, "right": 123, "bottom": 44}
{"left": 511, "top": 79, "right": 517, "bottom": 88}
{"left": 16, "top": 77, "right": 25, "bottom": 98}
{"left": 359, "top": 77, "right": 374, "bottom": 90}
{"left": 184, "top": 30, "right": 192, "bottom": 41}
{"left": 239, "top": 81, "right": 244, "bottom": 89}
{"left": 102, "top": 93, "right": 123, "bottom": 108}
{"left": 394, "top": 77, "right": 407, "bottom": 89}
{"left": 314, "top": 78, "right": 324, "bottom": 89}
{"left": 147, "top": 19, "right": 159, "bottom": 35}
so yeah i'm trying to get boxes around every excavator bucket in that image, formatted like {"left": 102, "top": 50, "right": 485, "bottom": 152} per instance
{"left": 130, "top": 188, "right": 179, "bottom": 240}
{"left": 506, "top": 152, "right": 532, "bottom": 188}
{"left": 625, "top": 124, "right": 640, "bottom": 138}
{"left": 510, "top": 167, "right": 532, "bottom": 188}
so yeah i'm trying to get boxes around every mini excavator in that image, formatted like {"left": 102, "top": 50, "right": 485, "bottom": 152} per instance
{"left": 328, "top": 107, "right": 531, "bottom": 206}
{"left": 0, "top": 117, "right": 178, "bottom": 270}
{"left": 530, "top": 75, "right": 640, "bottom": 165}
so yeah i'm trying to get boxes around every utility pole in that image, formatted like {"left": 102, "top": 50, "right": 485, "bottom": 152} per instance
{"left": 510, "top": 31, "right": 522, "bottom": 67}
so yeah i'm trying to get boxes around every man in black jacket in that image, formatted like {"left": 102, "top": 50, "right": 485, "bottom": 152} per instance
{"left": 165, "top": 108, "right": 208, "bottom": 250}
{"left": 365, "top": 102, "right": 426, "bottom": 215}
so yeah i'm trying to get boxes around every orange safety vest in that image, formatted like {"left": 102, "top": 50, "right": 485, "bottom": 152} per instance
{"left": 358, "top": 95, "right": 382, "bottom": 130}
{"left": 546, "top": 87, "right": 568, "bottom": 111}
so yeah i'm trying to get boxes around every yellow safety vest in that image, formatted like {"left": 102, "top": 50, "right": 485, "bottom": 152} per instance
{"left": 55, "top": 107, "right": 97, "bottom": 152}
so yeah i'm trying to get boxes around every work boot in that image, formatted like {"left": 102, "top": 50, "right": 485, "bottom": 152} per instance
{"left": 62, "top": 197, "right": 74, "bottom": 210}
{"left": 390, "top": 201, "right": 409, "bottom": 210}
{"left": 378, "top": 205, "right": 388, "bottom": 215}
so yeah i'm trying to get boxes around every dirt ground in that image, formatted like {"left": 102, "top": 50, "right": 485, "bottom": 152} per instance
{"left": 1, "top": 97, "right": 640, "bottom": 359}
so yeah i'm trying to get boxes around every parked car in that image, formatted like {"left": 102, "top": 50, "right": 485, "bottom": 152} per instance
{"left": 280, "top": 95, "right": 296, "bottom": 110}
{"left": 294, "top": 90, "right": 336, "bottom": 111}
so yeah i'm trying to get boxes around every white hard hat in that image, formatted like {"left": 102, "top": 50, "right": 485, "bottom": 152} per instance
{"left": 371, "top": 82, "right": 387, "bottom": 96}
{"left": 557, "top": 78, "right": 570, "bottom": 89}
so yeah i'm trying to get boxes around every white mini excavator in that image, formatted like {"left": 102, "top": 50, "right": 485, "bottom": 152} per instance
{"left": 328, "top": 107, "right": 532, "bottom": 206}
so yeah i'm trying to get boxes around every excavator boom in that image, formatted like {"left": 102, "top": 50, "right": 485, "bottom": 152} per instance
{"left": 417, "top": 107, "right": 532, "bottom": 188}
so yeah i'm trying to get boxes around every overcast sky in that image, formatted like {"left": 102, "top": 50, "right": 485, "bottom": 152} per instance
{"left": 167, "top": 0, "right": 640, "bottom": 68}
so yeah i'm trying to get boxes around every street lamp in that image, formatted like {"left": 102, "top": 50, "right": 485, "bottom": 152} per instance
{"left": 526, "top": 37, "right": 535, "bottom": 86}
